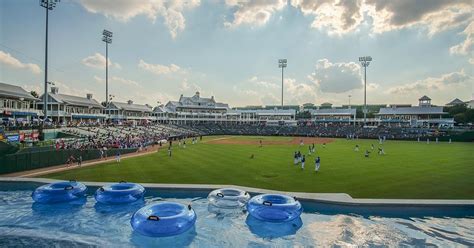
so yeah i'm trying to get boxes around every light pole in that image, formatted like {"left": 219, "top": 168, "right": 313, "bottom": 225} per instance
{"left": 102, "top": 30, "right": 113, "bottom": 106}
{"left": 278, "top": 59, "right": 287, "bottom": 107}
{"left": 44, "top": 81, "right": 54, "bottom": 122}
{"left": 40, "top": 0, "right": 59, "bottom": 124}
{"left": 359, "top": 56, "right": 372, "bottom": 126}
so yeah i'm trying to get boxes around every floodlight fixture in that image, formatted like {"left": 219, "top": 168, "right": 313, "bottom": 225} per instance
{"left": 40, "top": 0, "right": 60, "bottom": 124}
{"left": 102, "top": 30, "right": 113, "bottom": 105}
{"left": 359, "top": 55, "right": 373, "bottom": 126}
{"left": 278, "top": 59, "right": 287, "bottom": 107}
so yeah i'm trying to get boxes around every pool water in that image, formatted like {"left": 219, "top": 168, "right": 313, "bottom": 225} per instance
{"left": 0, "top": 182, "right": 473, "bottom": 247}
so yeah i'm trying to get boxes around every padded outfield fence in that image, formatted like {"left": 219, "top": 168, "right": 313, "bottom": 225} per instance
{"left": 0, "top": 148, "right": 137, "bottom": 174}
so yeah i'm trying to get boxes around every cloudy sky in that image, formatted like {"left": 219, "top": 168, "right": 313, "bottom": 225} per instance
{"left": 0, "top": 0, "right": 473, "bottom": 107}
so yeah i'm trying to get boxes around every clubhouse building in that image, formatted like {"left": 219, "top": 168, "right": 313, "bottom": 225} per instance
{"left": 0, "top": 82, "right": 460, "bottom": 128}
{"left": 38, "top": 87, "right": 106, "bottom": 123}
{"left": 376, "top": 96, "right": 454, "bottom": 127}
{"left": 156, "top": 92, "right": 297, "bottom": 125}
{"left": 105, "top": 100, "right": 153, "bottom": 122}
{"left": 0, "top": 82, "right": 41, "bottom": 124}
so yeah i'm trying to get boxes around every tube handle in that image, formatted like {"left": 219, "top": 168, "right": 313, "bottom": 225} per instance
{"left": 148, "top": 215, "right": 160, "bottom": 221}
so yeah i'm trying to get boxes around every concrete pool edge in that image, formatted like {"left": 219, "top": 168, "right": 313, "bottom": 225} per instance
{"left": 1, "top": 177, "right": 473, "bottom": 207}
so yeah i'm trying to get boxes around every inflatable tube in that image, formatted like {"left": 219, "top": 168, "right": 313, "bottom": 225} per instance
{"left": 32, "top": 181, "right": 87, "bottom": 203}
{"left": 131, "top": 202, "right": 197, "bottom": 237}
{"left": 95, "top": 182, "right": 145, "bottom": 204}
{"left": 247, "top": 194, "right": 302, "bottom": 222}
{"left": 208, "top": 188, "right": 250, "bottom": 208}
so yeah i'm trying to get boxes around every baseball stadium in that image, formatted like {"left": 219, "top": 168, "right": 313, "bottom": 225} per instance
{"left": 1, "top": 1, "right": 474, "bottom": 247}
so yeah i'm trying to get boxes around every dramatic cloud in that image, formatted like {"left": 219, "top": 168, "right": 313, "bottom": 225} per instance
{"left": 291, "top": 0, "right": 363, "bottom": 35}
{"left": 82, "top": 53, "right": 121, "bottom": 70}
{"left": 138, "top": 59, "right": 180, "bottom": 75}
{"left": 0, "top": 50, "right": 41, "bottom": 74}
{"left": 284, "top": 78, "right": 318, "bottom": 104}
{"left": 366, "top": 0, "right": 473, "bottom": 35}
{"left": 78, "top": 0, "right": 200, "bottom": 39}
{"left": 309, "top": 59, "right": 362, "bottom": 93}
{"left": 388, "top": 69, "right": 473, "bottom": 95}
{"left": 450, "top": 21, "right": 474, "bottom": 64}
{"left": 224, "top": 0, "right": 286, "bottom": 27}
{"left": 289, "top": 0, "right": 473, "bottom": 36}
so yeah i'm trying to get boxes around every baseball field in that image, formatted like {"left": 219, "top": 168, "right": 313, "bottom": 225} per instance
{"left": 42, "top": 136, "right": 474, "bottom": 199}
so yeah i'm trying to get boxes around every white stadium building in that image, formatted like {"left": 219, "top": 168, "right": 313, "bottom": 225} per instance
{"left": 37, "top": 87, "right": 105, "bottom": 123}
{"left": 376, "top": 96, "right": 454, "bottom": 128}
{"left": 155, "top": 92, "right": 296, "bottom": 125}
{"left": 105, "top": 100, "right": 153, "bottom": 122}
{"left": 0, "top": 82, "right": 41, "bottom": 124}
{"left": 0, "top": 82, "right": 465, "bottom": 128}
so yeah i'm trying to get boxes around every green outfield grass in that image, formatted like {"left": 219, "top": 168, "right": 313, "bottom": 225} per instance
{"left": 42, "top": 136, "right": 474, "bottom": 199}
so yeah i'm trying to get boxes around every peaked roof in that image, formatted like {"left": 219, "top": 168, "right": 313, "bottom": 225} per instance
{"left": 170, "top": 92, "right": 229, "bottom": 109}
{"left": 419, "top": 95, "right": 431, "bottom": 101}
{"left": 0, "top": 82, "right": 37, "bottom": 101}
{"left": 153, "top": 105, "right": 173, "bottom": 113}
{"left": 109, "top": 101, "right": 152, "bottom": 112}
{"left": 40, "top": 93, "right": 103, "bottom": 108}
{"left": 446, "top": 98, "right": 464, "bottom": 105}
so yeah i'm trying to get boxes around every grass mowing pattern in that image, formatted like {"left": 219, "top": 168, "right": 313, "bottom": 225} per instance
{"left": 43, "top": 136, "right": 474, "bottom": 199}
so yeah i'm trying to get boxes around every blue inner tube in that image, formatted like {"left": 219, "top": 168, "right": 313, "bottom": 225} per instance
{"left": 247, "top": 194, "right": 302, "bottom": 222}
{"left": 32, "top": 181, "right": 87, "bottom": 203}
{"left": 131, "top": 202, "right": 196, "bottom": 237}
{"left": 95, "top": 182, "right": 145, "bottom": 204}
{"left": 208, "top": 188, "right": 250, "bottom": 208}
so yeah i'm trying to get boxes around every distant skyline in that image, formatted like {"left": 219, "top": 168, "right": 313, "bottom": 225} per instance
{"left": 0, "top": 0, "right": 473, "bottom": 107}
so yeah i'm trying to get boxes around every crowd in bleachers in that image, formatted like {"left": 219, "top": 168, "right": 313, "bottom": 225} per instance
{"left": 56, "top": 124, "right": 199, "bottom": 151}
{"left": 2, "top": 122, "right": 454, "bottom": 151}
{"left": 185, "top": 123, "right": 448, "bottom": 140}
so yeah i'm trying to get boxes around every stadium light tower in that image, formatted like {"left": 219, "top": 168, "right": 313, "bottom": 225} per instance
{"left": 359, "top": 56, "right": 372, "bottom": 126}
{"left": 102, "top": 29, "right": 113, "bottom": 106}
{"left": 278, "top": 59, "right": 287, "bottom": 107}
{"left": 40, "top": 0, "right": 60, "bottom": 124}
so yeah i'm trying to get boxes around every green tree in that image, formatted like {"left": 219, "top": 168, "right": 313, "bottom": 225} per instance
{"left": 454, "top": 113, "right": 466, "bottom": 124}
{"left": 30, "top": 91, "right": 39, "bottom": 98}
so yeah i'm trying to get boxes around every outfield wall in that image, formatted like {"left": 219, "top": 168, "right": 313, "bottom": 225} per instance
{"left": 0, "top": 148, "right": 137, "bottom": 175}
